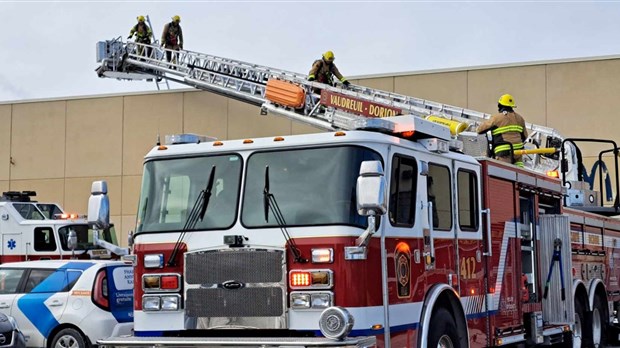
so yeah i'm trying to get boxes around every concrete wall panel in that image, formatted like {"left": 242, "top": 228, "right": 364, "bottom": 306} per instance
{"left": 394, "top": 71, "right": 468, "bottom": 108}
{"left": 227, "top": 100, "right": 291, "bottom": 139}
{"left": 183, "top": 91, "right": 228, "bottom": 140}
{"left": 66, "top": 98, "right": 123, "bottom": 177}
{"left": 467, "top": 65, "right": 547, "bottom": 127}
{"left": 0, "top": 106, "right": 11, "bottom": 181}
{"left": 10, "top": 179, "right": 65, "bottom": 207}
{"left": 122, "top": 175, "right": 142, "bottom": 216}
{"left": 123, "top": 93, "right": 184, "bottom": 176}
{"left": 356, "top": 77, "right": 395, "bottom": 92}
{"left": 11, "top": 101, "right": 66, "bottom": 180}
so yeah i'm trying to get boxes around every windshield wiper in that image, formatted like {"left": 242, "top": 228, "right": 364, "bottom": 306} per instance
{"left": 167, "top": 165, "right": 216, "bottom": 266}
{"left": 263, "top": 165, "right": 307, "bottom": 263}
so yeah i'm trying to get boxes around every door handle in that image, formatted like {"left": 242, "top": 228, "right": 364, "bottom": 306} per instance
{"left": 49, "top": 301, "right": 63, "bottom": 307}
{"left": 0, "top": 303, "right": 9, "bottom": 309}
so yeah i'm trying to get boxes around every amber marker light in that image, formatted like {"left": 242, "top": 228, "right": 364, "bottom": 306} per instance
{"left": 546, "top": 170, "right": 559, "bottom": 178}
{"left": 273, "top": 136, "right": 285, "bottom": 142}
{"left": 334, "top": 131, "right": 346, "bottom": 137}
{"left": 401, "top": 131, "right": 415, "bottom": 138}
{"left": 243, "top": 139, "right": 254, "bottom": 144}
{"left": 371, "top": 324, "right": 383, "bottom": 330}
{"left": 213, "top": 141, "right": 223, "bottom": 146}
{"left": 157, "top": 145, "right": 168, "bottom": 151}
{"left": 289, "top": 271, "right": 311, "bottom": 287}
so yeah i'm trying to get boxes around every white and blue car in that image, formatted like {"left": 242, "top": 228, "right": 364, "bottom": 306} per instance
{"left": 0, "top": 260, "right": 133, "bottom": 348}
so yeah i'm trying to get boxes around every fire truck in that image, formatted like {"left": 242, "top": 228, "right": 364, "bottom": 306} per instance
{"left": 93, "top": 38, "right": 620, "bottom": 347}
{"left": 0, "top": 189, "right": 126, "bottom": 262}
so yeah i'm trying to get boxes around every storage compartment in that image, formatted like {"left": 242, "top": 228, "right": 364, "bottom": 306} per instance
{"left": 265, "top": 79, "right": 306, "bottom": 108}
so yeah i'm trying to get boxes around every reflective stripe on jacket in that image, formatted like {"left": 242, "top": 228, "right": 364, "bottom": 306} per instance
{"left": 477, "top": 111, "right": 528, "bottom": 155}
{"left": 308, "top": 59, "right": 344, "bottom": 84}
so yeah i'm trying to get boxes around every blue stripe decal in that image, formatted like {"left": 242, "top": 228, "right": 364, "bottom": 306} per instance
{"left": 313, "top": 322, "right": 420, "bottom": 337}
{"left": 135, "top": 330, "right": 164, "bottom": 337}
{"left": 17, "top": 262, "right": 94, "bottom": 338}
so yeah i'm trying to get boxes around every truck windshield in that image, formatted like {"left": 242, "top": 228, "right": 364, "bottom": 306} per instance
{"left": 58, "top": 224, "right": 119, "bottom": 251}
{"left": 136, "top": 154, "right": 243, "bottom": 233}
{"left": 242, "top": 146, "right": 382, "bottom": 228}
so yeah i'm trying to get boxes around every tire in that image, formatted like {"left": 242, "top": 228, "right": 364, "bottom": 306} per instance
{"left": 592, "top": 295, "right": 608, "bottom": 348}
{"left": 50, "top": 328, "right": 87, "bottom": 348}
{"left": 574, "top": 297, "right": 589, "bottom": 348}
{"left": 428, "top": 307, "right": 461, "bottom": 348}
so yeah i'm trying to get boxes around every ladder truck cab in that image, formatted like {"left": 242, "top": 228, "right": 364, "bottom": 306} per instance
{"left": 0, "top": 189, "right": 125, "bottom": 262}
{"left": 95, "top": 38, "right": 620, "bottom": 347}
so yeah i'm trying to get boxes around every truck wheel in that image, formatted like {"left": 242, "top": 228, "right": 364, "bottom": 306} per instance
{"left": 592, "top": 295, "right": 608, "bottom": 347}
{"left": 574, "top": 297, "right": 585, "bottom": 347}
{"left": 51, "top": 328, "right": 86, "bottom": 348}
{"left": 428, "top": 307, "right": 461, "bottom": 348}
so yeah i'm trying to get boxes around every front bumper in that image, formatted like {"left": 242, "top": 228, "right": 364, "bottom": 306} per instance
{"left": 98, "top": 336, "right": 376, "bottom": 348}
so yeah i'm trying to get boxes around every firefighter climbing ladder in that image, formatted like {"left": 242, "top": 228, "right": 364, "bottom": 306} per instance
{"left": 95, "top": 39, "right": 565, "bottom": 165}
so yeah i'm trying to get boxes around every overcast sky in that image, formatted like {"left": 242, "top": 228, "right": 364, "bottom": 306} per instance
{"left": 0, "top": 1, "right": 619, "bottom": 102}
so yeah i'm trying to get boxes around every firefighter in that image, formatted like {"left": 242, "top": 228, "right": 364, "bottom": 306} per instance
{"left": 128, "top": 16, "right": 153, "bottom": 57}
{"left": 161, "top": 15, "right": 184, "bottom": 64}
{"left": 308, "top": 51, "right": 350, "bottom": 87}
{"left": 477, "top": 94, "right": 528, "bottom": 167}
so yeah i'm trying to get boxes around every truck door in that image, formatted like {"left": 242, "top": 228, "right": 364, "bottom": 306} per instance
{"left": 419, "top": 154, "right": 457, "bottom": 282}
{"left": 453, "top": 161, "right": 485, "bottom": 331}
{"left": 0, "top": 268, "right": 26, "bottom": 317}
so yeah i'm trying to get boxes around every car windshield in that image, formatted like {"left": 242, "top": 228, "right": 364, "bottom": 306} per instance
{"left": 242, "top": 146, "right": 382, "bottom": 228}
{"left": 58, "top": 224, "right": 119, "bottom": 251}
{"left": 136, "top": 154, "right": 243, "bottom": 233}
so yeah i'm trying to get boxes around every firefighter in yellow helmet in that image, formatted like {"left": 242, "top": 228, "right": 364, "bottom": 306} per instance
{"left": 308, "top": 51, "right": 350, "bottom": 87}
{"left": 161, "top": 15, "right": 184, "bottom": 63}
{"left": 477, "top": 94, "right": 528, "bottom": 167}
{"left": 128, "top": 16, "right": 153, "bottom": 56}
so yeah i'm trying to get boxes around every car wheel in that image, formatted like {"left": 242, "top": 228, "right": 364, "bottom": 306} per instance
{"left": 51, "top": 328, "right": 86, "bottom": 348}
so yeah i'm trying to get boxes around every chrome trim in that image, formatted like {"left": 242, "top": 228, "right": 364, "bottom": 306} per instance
{"left": 142, "top": 273, "right": 181, "bottom": 293}
{"left": 496, "top": 333, "right": 525, "bottom": 345}
{"left": 98, "top": 336, "right": 377, "bottom": 347}
{"left": 418, "top": 284, "right": 468, "bottom": 346}
{"left": 517, "top": 173, "right": 536, "bottom": 186}
{"left": 288, "top": 269, "right": 333, "bottom": 290}
{"left": 588, "top": 278, "right": 605, "bottom": 312}
{"left": 487, "top": 165, "right": 517, "bottom": 181}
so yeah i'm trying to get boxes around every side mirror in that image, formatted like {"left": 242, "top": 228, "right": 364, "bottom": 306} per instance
{"left": 128, "top": 231, "right": 134, "bottom": 249}
{"left": 356, "top": 161, "right": 387, "bottom": 216}
{"left": 88, "top": 181, "right": 110, "bottom": 230}
{"left": 67, "top": 229, "right": 78, "bottom": 251}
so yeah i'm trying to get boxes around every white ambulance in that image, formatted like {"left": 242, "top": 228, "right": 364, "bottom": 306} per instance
{"left": 0, "top": 260, "right": 133, "bottom": 348}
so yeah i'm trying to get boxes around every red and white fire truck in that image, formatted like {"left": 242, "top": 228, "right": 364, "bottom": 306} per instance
{"left": 94, "top": 39, "right": 620, "bottom": 347}
{"left": 0, "top": 189, "right": 124, "bottom": 262}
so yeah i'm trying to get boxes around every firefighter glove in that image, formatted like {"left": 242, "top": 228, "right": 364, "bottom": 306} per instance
{"left": 127, "top": 35, "right": 132, "bottom": 39}
{"left": 308, "top": 75, "right": 316, "bottom": 81}
{"left": 343, "top": 80, "right": 350, "bottom": 86}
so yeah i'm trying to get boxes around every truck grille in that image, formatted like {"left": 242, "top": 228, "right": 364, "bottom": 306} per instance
{"left": 184, "top": 248, "right": 286, "bottom": 326}
{"left": 186, "top": 249, "right": 283, "bottom": 284}
{"left": 186, "top": 287, "right": 283, "bottom": 317}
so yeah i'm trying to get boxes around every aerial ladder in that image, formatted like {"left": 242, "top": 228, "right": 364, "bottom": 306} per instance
{"left": 96, "top": 38, "right": 603, "bottom": 200}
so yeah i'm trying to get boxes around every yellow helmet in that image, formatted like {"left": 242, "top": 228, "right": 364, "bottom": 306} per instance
{"left": 137, "top": 15, "right": 145, "bottom": 22}
{"left": 323, "top": 51, "right": 335, "bottom": 62}
{"left": 498, "top": 94, "right": 516, "bottom": 108}
{"left": 172, "top": 15, "right": 181, "bottom": 23}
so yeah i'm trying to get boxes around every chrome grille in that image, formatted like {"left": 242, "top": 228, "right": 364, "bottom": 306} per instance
{"left": 186, "top": 288, "right": 283, "bottom": 317}
{"left": 184, "top": 248, "right": 286, "bottom": 328}
{"left": 186, "top": 249, "right": 283, "bottom": 284}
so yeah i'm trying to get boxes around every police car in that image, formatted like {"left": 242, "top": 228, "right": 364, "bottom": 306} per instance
{"left": 0, "top": 260, "right": 133, "bottom": 348}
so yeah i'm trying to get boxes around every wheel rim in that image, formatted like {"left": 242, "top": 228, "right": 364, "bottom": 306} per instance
{"left": 55, "top": 335, "right": 79, "bottom": 348}
{"left": 573, "top": 313, "right": 582, "bottom": 348}
{"left": 593, "top": 307, "right": 602, "bottom": 346}
{"left": 437, "top": 334, "right": 454, "bottom": 348}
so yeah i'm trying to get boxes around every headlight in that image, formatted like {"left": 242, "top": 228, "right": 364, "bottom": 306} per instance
{"left": 311, "top": 248, "right": 333, "bottom": 263}
{"left": 319, "top": 306, "right": 354, "bottom": 340}
{"left": 291, "top": 293, "right": 310, "bottom": 309}
{"left": 161, "top": 295, "right": 180, "bottom": 311}
{"left": 142, "top": 296, "right": 161, "bottom": 311}
{"left": 311, "top": 293, "right": 332, "bottom": 309}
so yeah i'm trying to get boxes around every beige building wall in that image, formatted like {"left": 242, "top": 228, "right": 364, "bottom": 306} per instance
{"left": 2, "top": 56, "right": 620, "bottom": 245}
